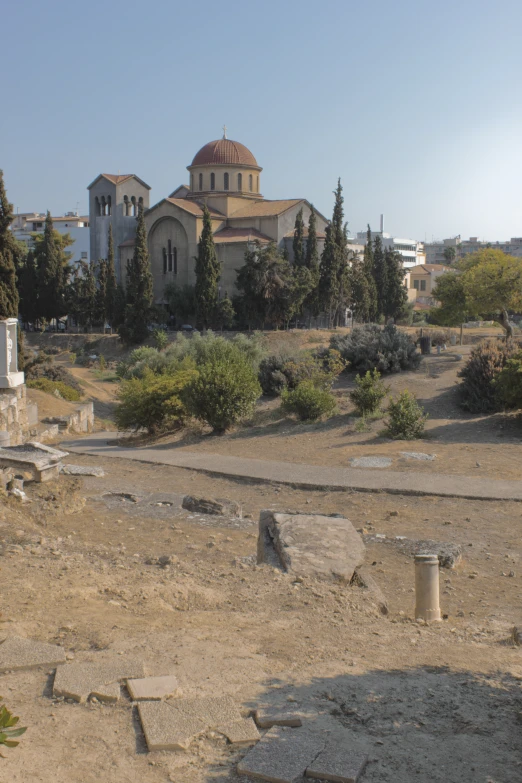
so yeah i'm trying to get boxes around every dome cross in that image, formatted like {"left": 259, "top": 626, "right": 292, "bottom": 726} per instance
{"left": 222, "top": 124, "right": 227, "bottom": 140}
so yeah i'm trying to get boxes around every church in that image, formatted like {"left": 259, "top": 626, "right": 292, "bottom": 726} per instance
{"left": 87, "top": 131, "right": 328, "bottom": 303}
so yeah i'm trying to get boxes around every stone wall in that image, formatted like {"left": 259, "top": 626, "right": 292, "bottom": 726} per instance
{"left": 0, "top": 384, "right": 33, "bottom": 446}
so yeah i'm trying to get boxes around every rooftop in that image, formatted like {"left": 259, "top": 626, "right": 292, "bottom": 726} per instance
{"left": 190, "top": 138, "right": 259, "bottom": 168}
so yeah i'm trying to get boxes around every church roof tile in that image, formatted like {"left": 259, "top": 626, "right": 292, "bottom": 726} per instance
{"left": 165, "top": 198, "right": 225, "bottom": 217}
{"left": 229, "top": 199, "right": 304, "bottom": 218}
{"left": 213, "top": 228, "right": 272, "bottom": 244}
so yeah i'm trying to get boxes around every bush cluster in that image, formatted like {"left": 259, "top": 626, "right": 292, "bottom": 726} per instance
{"left": 115, "top": 366, "right": 197, "bottom": 434}
{"left": 458, "top": 341, "right": 519, "bottom": 413}
{"left": 27, "top": 378, "right": 82, "bottom": 401}
{"left": 281, "top": 381, "right": 337, "bottom": 421}
{"left": 349, "top": 370, "right": 389, "bottom": 416}
{"left": 494, "top": 350, "right": 522, "bottom": 410}
{"left": 25, "top": 354, "right": 82, "bottom": 392}
{"left": 259, "top": 349, "right": 345, "bottom": 396}
{"left": 330, "top": 323, "right": 420, "bottom": 374}
{"left": 385, "top": 390, "right": 427, "bottom": 439}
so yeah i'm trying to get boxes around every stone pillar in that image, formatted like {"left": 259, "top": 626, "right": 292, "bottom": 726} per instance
{"left": 414, "top": 554, "right": 441, "bottom": 622}
{"left": 0, "top": 319, "right": 24, "bottom": 389}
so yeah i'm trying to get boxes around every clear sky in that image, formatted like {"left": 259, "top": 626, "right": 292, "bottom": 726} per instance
{"left": 3, "top": 0, "right": 522, "bottom": 242}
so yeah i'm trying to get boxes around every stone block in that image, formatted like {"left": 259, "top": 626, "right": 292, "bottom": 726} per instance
{"left": 53, "top": 657, "right": 145, "bottom": 703}
{"left": 0, "top": 635, "right": 66, "bottom": 672}
{"left": 137, "top": 700, "right": 206, "bottom": 751}
{"left": 350, "top": 456, "right": 392, "bottom": 468}
{"left": 173, "top": 695, "right": 242, "bottom": 727}
{"left": 61, "top": 464, "right": 105, "bottom": 477}
{"left": 217, "top": 717, "right": 260, "bottom": 746}
{"left": 91, "top": 682, "right": 121, "bottom": 703}
{"left": 258, "top": 511, "right": 365, "bottom": 583}
{"left": 127, "top": 675, "right": 180, "bottom": 701}
{"left": 237, "top": 726, "right": 325, "bottom": 783}
{"left": 305, "top": 737, "right": 368, "bottom": 782}
{"left": 182, "top": 495, "right": 242, "bottom": 517}
{"left": 254, "top": 708, "right": 305, "bottom": 728}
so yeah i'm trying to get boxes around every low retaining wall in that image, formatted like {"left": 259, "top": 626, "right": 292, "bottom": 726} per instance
{"left": 0, "top": 384, "right": 32, "bottom": 446}
{"left": 43, "top": 402, "right": 94, "bottom": 435}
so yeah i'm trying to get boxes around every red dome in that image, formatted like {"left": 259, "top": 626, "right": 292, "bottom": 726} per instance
{"left": 190, "top": 138, "right": 258, "bottom": 167}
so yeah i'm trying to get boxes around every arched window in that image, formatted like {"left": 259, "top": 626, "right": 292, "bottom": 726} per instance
{"left": 107, "top": 195, "right": 112, "bottom": 216}
{"left": 224, "top": 172, "right": 229, "bottom": 191}
{"left": 210, "top": 173, "right": 215, "bottom": 191}
{"left": 131, "top": 196, "right": 137, "bottom": 216}
{"left": 199, "top": 173, "right": 203, "bottom": 190}
{"left": 95, "top": 197, "right": 101, "bottom": 216}
{"left": 173, "top": 247, "right": 178, "bottom": 275}
{"left": 163, "top": 248, "right": 167, "bottom": 274}
{"left": 190, "top": 174, "right": 194, "bottom": 191}
{"left": 123, "top": 195, "right": 129, "bottom": 216}
{"left": 249, "top": 174, "right": 253, "bottom": 192}
{"left": 237, "top": 173, "right": 242, "bottom": 191}
{"left": 101, "top": 196, "right": 107, "bottom": 215}
{"left": 138, "top": 196, "right": 143, "bottom": 214}
{"left": 257, "top": 176, "right": 259, "bottom": 192}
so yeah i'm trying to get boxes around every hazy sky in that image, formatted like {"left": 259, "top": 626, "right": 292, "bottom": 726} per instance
{"left": 3, "top": 0, "right": 522, "bottom": 242}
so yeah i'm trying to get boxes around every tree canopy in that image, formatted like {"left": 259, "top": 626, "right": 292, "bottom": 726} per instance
{"left": 0, "top": 170, "right": 20, "bottom": 319}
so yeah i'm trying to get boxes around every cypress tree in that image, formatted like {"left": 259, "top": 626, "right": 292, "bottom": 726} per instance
{"left": 36, "top": 212, "right": 67, "bottom": 326}
{"left": 363, "top": 225, "right": 378, "bottom": 321}
{"left": 19, "top": 251, "right": 38, "bottom": 326}
{"left": 304, "top": 206, "right": 320, "bottom": 322}
{"left": 105, "top": 223, "right": 118, "bottom": 328}
{"left": 384, "top": 247, "right": 408, "bottom": 319}
{"left": 372, "top": 233, "right": 387, "bottom": 318}
{"left": 319, "top": 222, "right": 339, "bottom": 327}
{"left": 95, "top": 258, "right": 108, "bottom": 326}
{"left": 292, "top": 208, "right": 305, "bottom": 267}
{"left": 349, "top": 252, "right": 370, "bottom": 322}
{"left": 194, "top": 205, "right": 220, "bottom": 328}
{"left": 0, "top": 170, "right": 20, "bottom": 319}
{"left": 120, "top": 204, "right": 153, "bottom": 343}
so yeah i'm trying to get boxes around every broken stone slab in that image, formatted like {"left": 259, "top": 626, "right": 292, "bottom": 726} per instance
{"left": 254, "top": 707, "right": 306, "bottom": 728}
{"left": 258, "top": 511, "right": 365, "bottom": 583}
{"left": 0, "top": 635, "right": 66, "bottom": 673}
{"left": 217, "top": 717, "right": 260, "bottom": 746}
{"left": 138, "top": 700, "right": 206, "bottom": 751}
{"left": 61, "top": 464, "right": 105, "bottom": 477}
{"left": 365, "top": 534, "right": 462, "bottom": 568}
{"left": 237, "top": 726, "right": 325, "bottom": 783}
{"left": 0, "top": 443, "right": 67, "bottom": 482}
{"left": 182, "top": 495, "right": 242, "bottom": 518}
{"left": 305, "top": 735, "right": 369, "bottom": 782}
{"left": 91, "top": 682, "right": 121, "bottom": 703}
{"left": 26, "top": 442, "right": 69, "bottom": 460}
{"left": 350, "top": 456, "right": 392, "bottom": 468}
{"left": 127, "top": 675, "right": 181, "bottom": 701}
{"left": 53, "top": 656, "right": 145, "bottom": 703}
{"left": 173, "top": 695, "right": 242, "bottom": 727}
{"left": 399, "top": 451, "right": 436, "bottom": 462}
{"left": 351, "top": 567, "right": 389, "bottom": 616}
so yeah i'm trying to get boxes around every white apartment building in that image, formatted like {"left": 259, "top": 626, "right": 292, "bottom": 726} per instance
{"left": 425, "top": 235, "right": 522, "bottom": 265}
{"left": 355, "top": 230, "right": 424, "bottom": 270}
{"left": 10, "top": 211, "right": 90, "bottom": 263}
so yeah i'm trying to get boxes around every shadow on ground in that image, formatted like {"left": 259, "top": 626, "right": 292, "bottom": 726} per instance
{"left": 202, "top": 666, "right": 522, "bottom": 782}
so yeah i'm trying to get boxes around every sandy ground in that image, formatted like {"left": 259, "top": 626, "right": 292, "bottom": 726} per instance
{"left": 1, "top": 453, "right": 522, "bottom": 782}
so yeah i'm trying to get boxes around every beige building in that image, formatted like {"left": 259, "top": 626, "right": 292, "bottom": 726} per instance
{"left": 405, "top": 263, "right": 452, "bottom": 310}
{"left": 90, "top": 133, "right": 329, "bottom": 305}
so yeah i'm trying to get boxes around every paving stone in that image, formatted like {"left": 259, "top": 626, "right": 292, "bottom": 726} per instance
{"left": 237, "top": 726, "right": 325, "bottom": 783}
{"left": 127, "top": 675, "right": 181, "bottom": 701}
{"left": 258, "top": 512, "right": 365, "bottom": 583}
{"left": 173, "top": 695, "right": 242, "bottom": 727}
{"left": 61, "top": 464, "right": 105, "bottom": 477}
{"left": 254, "top": 708, "right": 305, "bottom": 728}
{"left": 138, "top": 700, "right": 206, "bottom": 751}
{"left": 217, "top": 717, "right": 260, "bottom": 746}
{"left": 350, "top": 456, "right": 392, "bottom": 468}
{"left": 53, "top": 657, "right": 145, "bottom": 703}
{"left": 399, "top": 452, "right": 435, "bottom": 461}
{"left": 305, "top": 736, "right": 368, "bottom": 782}
{"left": 91, "top": 682, "right": 121, "bottom": 703}
{"left": 0, "top": 635, "right": 66, "bottom": 673}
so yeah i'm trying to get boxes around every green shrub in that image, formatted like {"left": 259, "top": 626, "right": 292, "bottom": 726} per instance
{"left": 385, "top": 390, "right": 427, "bottom": 439}
{"left": 114, "top": 366, "right": 197, "bottom": 434}
{"left": 153, "top": 328, "right": 169, "bottom": 351}
{"left": 0, "top": 696, "right": 27, "bottom": 750}
{"left": 99, "top": 354, "right": 106, "bottom": 371}
{"left": 458, "top": 341, "right": 518, "bottom": 413}
{"left": 183, "top": 343, "right": 261, "bottom": 433}
{"left": 27, "top": 378, "right": 82, "bottom": 401}
{"left": 281, "top": 381, "right": 337, "bottom": 421}
{"left": 330, "top": 323, "right": 420, "bottom": 374}
{"left": 494, "top": 351, "right": 522, "bottom": 410}
{"left": 259, "top": 349, "right": 345, "bottom": 397}
{"left": 349, "top": 370, "right": 390, "bottom": 415}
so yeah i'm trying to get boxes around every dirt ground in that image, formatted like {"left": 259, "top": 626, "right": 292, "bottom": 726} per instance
{"left": 2, "top": 453, "right": 522, "bottom": 782}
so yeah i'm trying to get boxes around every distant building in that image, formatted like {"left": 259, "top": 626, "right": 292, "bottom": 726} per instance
{"left": 355, "top": 230, "right": 424, "bottom": 270}
{"left": 425, "top": 236, "right": 522, "bottom": 265}
{"left": 10, "top": 211, "right": 90, "bottom": 263}
{"left": 405, "top": 263, "right": 453, "bottom": 310}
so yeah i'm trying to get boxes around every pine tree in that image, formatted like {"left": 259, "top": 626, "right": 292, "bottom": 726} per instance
{"left": 120, "top": 204, "right": 153, "bottom": 343}
{"left": 194, "top": 205, "right": 220, "bottom": 328}
{"left": 372, "top": 233, "right": 387, "bottom": 318}
{"left": 363, "top": 225, "right": 378, "bottom": 321}
{"left": 0, "top": 170, "right": 20, "bottom": 319}
{"left": 292, "top": 208, "right": 305, "bottom": 267}
{"left": 215, "top": 293, "right": 235, "bottom": 331}
{"left": 384, "top": 247, "right": 408, "bottom": 319}
{"left": 105, "top": 224, "right": 118, "bottom": 328}
{"left": 35, "top": 212, "right": 70, "bottom": 326}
